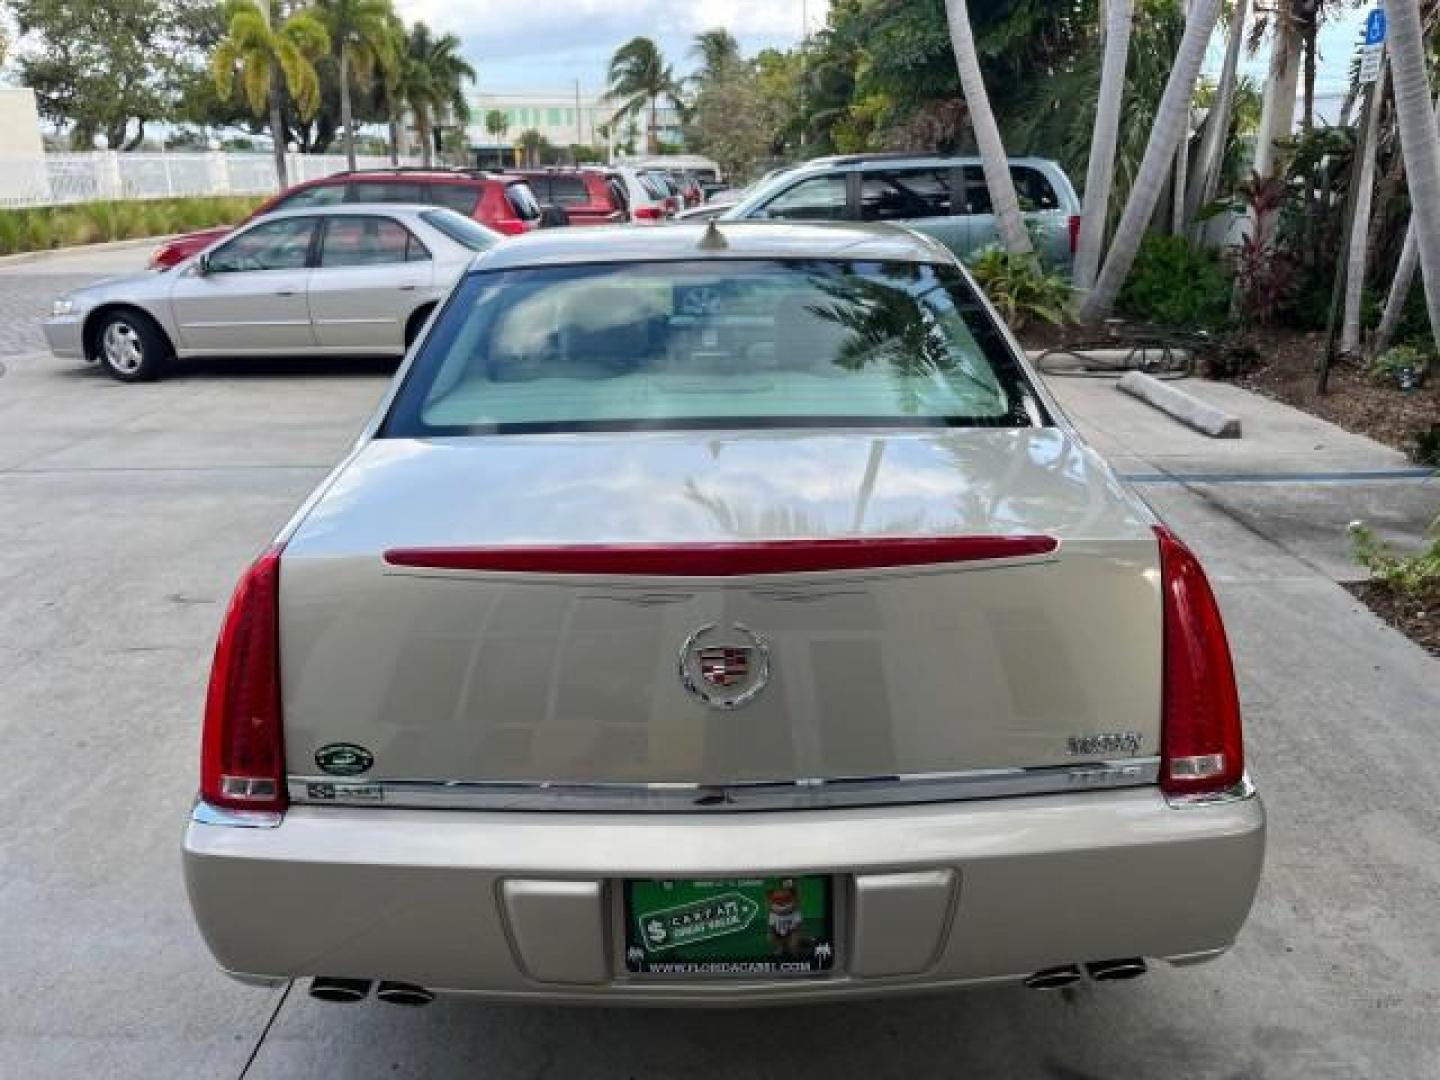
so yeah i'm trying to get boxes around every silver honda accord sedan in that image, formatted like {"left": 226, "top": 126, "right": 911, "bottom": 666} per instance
{"left": 183, "top": 221, "right": 1264, "bottom": 1007}
{"left": 41, "top": 204, "right": 500, "bottom": 382}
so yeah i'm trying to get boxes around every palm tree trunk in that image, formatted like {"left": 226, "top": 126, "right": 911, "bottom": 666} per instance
{"left": 1387, "top": 0, "right": 1440, "bottom": 359}
{"left": 1253, "top": 15, "right": 1300, "bottom": 183}
{"left": 339, "top": 46, "right": 357, "bottom": 171}
{"left": 1074, "top": 0, "right": 1133, "bottom": 293}
{"left": 1374, "top": 53, "right": 1440, "bottom": 358}
{"left": 418, "top": 108, "right": 433, "bottom": 168}
{"left": 269, "top": 71, "right": 289, "bottom": 189}
{"left": 388, "top": 115, "right": 400, "bottom": 166}
{"left": 944, "top": 0, "right": 1031, "bottom": 255}
{"left": 648, "top": 97, "right": 658, "bottom": 154}
{"left": 1341, "top": 61, "right": 1389, "bottom": 357}
{"left": 1186, "top": 0, "right": 1247, "bottom": 232}
{"left": 1079, "top": 0, "right": 1222, "bottom": 323}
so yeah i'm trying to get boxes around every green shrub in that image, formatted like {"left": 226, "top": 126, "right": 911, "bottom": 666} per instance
{"left": 1368, "top": 344, "right": 1432, "bottom": 389}
{"left": 1116, "top": 234, "right": 1232, "bottom": 329}
{"left": 966, "top": 247, "right": 1074, "bottom": 330}
{"left": 1350, "top": 517, "right": 1440, "bottom": 594}
{"left": 0, "top": 195, "right": 265, "bottom": 256}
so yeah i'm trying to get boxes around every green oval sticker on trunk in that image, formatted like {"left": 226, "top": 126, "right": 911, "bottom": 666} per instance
{"left": 315, "top": 743, "right": 374, "bottom": 776}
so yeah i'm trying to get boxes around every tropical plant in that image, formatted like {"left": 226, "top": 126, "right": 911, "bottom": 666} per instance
{"left": 967, "top": 248, "right": 1075, "bottom": 330}
{"left": 1368, "top": 343, "right": 1432, "bottom": 389}
{"left": 1349, "top": 516, "right": 1440, "bottom": 595}
{"left": 606, "top": 37, "right": 681, "bottom": 155}
{"left": 1116, "top": 234, "right": 1231, "bottom": 329}
{"left": 1074, "top": 0, "right": 1134, "bottom": 292}
{"left": 1232, "top": 173, "right": 1294, "bottom": 327}
{"left": 402, "top": 22, "right": 476, "bottom": 167}
{"left": 518, "top": 128, "right": 545, "bottom": 167}
{"left": 942, "top": 0, "right": 1030, "bottom": 255}
{"left": 1078, "top": 0, "right": 1222, "bottom": 323}
{"left": 212, "top": 0, "right": 330, "bottom": 188}
{"left": 313, "top": 0, "right": 397, "bottom": 171}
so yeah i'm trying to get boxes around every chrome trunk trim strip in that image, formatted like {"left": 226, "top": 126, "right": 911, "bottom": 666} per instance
{"left": 288, "top": 759, "right": 1160, "bottom": 812}
{"left": 1164, "top": 774, "right": 1257, "bottom": 809}
{"left": 190, "top": 799, "right": 284, "bottom": 828}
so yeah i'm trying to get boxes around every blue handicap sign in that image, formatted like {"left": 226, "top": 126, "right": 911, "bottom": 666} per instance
{"left": 1365, "top": 8, "right": 1387, "bottom": 46}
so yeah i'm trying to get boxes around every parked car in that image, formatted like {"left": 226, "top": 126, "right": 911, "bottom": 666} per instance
{"left": 720, "top": 154, "right": 1082, "bottom": 269}
{"left": 623, "top": 153, "right": 723, "bottom": 189}
{"left": 612, "top": 165, "right": 674, "bottom": 223}
{"left": 668, "top": 171, "right": 704, "bottom": 208}
{"left": 148, "top": 169, "right": 541, "bottom": 270}
{"left": 45, "top": 205, "right": 500, "bottom": 381}
{"left": 512, "top": 168, "right": 629, "bottom": 226}
{"left": 183, "top": 220, "right": 1263, "bottom": 1005}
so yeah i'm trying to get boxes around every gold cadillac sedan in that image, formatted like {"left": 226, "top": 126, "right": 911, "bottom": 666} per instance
{"left": 183, "top": 221, "right": 1264, "bottom": 1007}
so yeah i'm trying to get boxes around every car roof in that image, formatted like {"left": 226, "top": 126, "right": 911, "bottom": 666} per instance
{"left": 472, "top": 220, "right": 951, "bottom": 271}
{"left": 252, "top": 203, "right": 441, "bottom": 221}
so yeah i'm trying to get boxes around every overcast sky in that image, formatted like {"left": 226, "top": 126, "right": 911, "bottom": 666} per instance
{"left": 393, "top": 1, "right": 1370, "bottom": 100}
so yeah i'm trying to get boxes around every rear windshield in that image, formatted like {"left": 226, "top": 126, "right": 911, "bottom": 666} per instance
{"left": 382, "top": 259, "right": 1042, "bottom": 436}
{"left": 420, "top": 209, "right": 499, "bottom": 251}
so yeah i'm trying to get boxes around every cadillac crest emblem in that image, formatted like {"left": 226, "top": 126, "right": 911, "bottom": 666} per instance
{"left": 679, "top": 623, "right": 770, "bottom": 709}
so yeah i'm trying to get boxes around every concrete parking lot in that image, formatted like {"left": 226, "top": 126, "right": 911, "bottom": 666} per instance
{"left": 1, "top": 245, "right": 1437, "bottom": 1079}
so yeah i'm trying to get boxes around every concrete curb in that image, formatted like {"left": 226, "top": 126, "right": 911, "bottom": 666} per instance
{"left": 1117, "top": 370, "right": 1242, "bottom": 438}
{"left": 0, "top": 235, "right": 178, "bottom": 268}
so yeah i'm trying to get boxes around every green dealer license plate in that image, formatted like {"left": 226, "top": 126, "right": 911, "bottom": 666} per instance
{"left": 623, "top": 876, "right": 835, "bottom": 977}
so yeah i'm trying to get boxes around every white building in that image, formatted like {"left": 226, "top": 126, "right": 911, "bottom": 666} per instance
{"left": 466, "top": 90, "right": 683, "bottom": 163}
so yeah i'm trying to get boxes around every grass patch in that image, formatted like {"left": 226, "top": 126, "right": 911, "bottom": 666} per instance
{"left": 0, "top": 196, "right": 265, "bottom": 256}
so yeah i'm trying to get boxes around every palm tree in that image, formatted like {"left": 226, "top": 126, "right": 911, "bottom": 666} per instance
{"left": 519, "top": 129, "right": 544, "bottom": 167}
{"left": 1185, "top": 0, "right": 1248, "bottom": 232}
{"left": 607, "top": 37, "right": 679, "bottom": 155}
{"left": 943, "top": 1, "right": 1030, "bottom": 255}
{"left": 692, "top": 28, "right": 741, "bottom": 85}
{"left": 373, "top": 10, "right": 407, "bottom": 164}
{"left": 403, "top": 23, "right": 476, "bottom": 167}
{"left": 1074, "top": 0, "right": 1134, "bottom": 293}
{"left": 212, "top": 0, "right": 329, "bottom": 188}
{"left": 485, "top": 109, "right": 509, "bottom": 143}
{"left": 314, "top": 0, "right": 396, "bottom": 171}
{"left": 1373, "top": 88, "right": 1440, "bottom": 358}
{"left": 1079, "top": 0, "right": 1222, "bottom": 323}
{"left": 1383, "top": 0, "right": 1440, "bottom": 356}
{"left": 1340, "top": 61, "right": 1388, "bottom": 357}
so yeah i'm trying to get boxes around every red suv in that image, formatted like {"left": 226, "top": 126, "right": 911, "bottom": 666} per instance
{"left": 148, "top": 170, "right": 543, "bottom": 270}
{"left": 511, "top": 169, "right": 629, "bottom": 226}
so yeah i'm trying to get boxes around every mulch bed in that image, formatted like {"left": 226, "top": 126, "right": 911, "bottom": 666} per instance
{"left": 1226, "top": 329, "right": 1439, "bottom": 459}
{"left": 1346, "top": 580, "right": 1440, "bottom": 657}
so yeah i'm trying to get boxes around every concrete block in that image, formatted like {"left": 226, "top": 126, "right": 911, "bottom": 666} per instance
{"left": 1117, "top": 370, "right": 1242, "bottom": 438}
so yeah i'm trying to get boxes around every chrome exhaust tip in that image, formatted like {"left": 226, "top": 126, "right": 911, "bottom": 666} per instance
{"left": 375, "top": 981, "right": 435, "bottom": 1007}
{"left": 308, "top": 976, "right": 371, "bottom": 1003}
{"left": 1085, "top": 958, "right": 1148, "bottom": 982}
{"left": 1024, "top": 964, "right": 1083, "bottom": 990}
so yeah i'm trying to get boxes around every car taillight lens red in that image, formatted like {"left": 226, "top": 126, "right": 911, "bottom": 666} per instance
{"left": 1068, "top": 214, "right": 1081, "bottom": 255}
{"left": 634, "top": 206, "right": 663, "bottom": 221}
{"left": 492, "top": 219, "right": 527, "bottom": 236}
{"left": 1155, "top": 526, "right": 1244, "bottom": 796}
{"left": 200, "top": 545, "right": 287, "bottom": 813}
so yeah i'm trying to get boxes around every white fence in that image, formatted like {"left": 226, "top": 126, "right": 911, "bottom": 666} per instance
{"left": 0, "top": 151, "right": 423, "bottom": 209}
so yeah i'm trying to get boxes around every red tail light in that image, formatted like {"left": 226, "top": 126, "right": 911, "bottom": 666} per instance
{"left": 491, "top": 218, "right": 527, "bottom": 236}
{"left": 1068, "top": 214, "right": 1081, "bottom": 255}
{"left": 200, "top": 546, "right": 287, "bottom": 813}
{"left": 633, "top": 205, "right": 664, "bottom": 221}
{"left": 1155, "top": 527, "right": 1244, "bottom": 797}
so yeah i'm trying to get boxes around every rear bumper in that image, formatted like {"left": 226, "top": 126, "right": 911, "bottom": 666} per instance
{"left": 183, "top": 785, "right": 1264, "bottom": 1004}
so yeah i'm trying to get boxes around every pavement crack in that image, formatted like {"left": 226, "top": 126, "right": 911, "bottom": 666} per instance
{"left": 237, "top": 978, "right": 293, "bottom": 1080}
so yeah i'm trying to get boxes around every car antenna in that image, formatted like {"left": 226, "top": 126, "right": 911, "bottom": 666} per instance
{"left": 697, "top": 219, "right": 728, "bottom": 251}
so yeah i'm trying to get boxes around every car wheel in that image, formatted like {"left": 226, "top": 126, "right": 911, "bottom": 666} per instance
{"left": 94, "top": 310, "right": 171, "bottom": 382}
